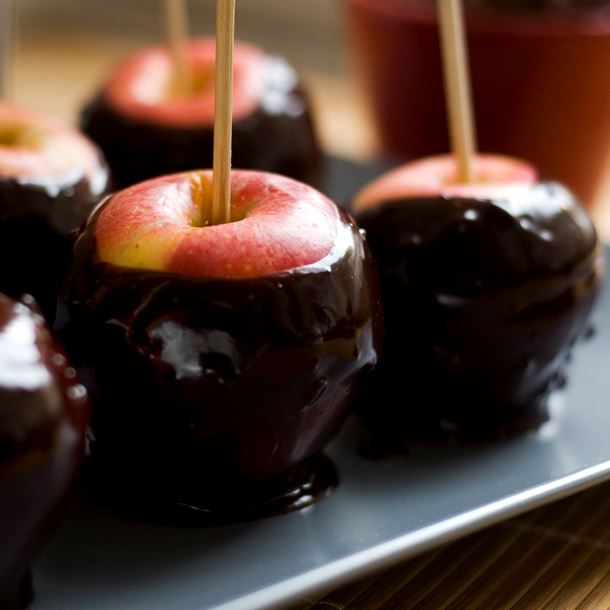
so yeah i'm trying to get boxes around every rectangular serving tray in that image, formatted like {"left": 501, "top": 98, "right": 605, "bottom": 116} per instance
{"left": 32, "top": 158, "right": 610, "bottom": 610}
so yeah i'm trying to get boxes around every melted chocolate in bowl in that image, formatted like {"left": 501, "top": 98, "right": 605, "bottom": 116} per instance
{"left": 81, "top": 58, "right": 321, "bottom": 190}
{"left": 62, "top": 207, "right": 381, "bottom": 525}
{"left": 0, "top": 161, "right": 110, "bottom": 323}
{"left": 356, "top": 182, "right": 603, "bottom": 444}
{"left": 0, "top": 295, "right": 89, "bottom": 609}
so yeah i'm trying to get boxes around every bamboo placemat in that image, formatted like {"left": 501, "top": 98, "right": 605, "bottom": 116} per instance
{"left": 285, "top": 481, "right": 610, "bottom": 609}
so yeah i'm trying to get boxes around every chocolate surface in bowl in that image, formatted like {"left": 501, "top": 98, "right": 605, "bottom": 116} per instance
{"left": 62, "top": 205, "right": 381, "bottom": 525}
{"left": 355, "top": 182, "right": 603, "bottom": 445}
{"left": 0, "top": 294, "right": 89, "bottom": 609}
{"left": 81, "top": 57, "right": 321, "bottom": 190}
{"left": 0, "top": 160, "right": 110, "bottom": 324}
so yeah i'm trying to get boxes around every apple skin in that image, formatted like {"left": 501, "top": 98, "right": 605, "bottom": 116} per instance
{"left": 353, "top": 155, "right": 603, "bottom": 442}
{"left": 0, "top": 103, "right": 111, "bottom": 323}
{"left": 94, "top": 170, "right": 338, "bottom": 278}
{"left": 61, "top": 171, "right": 382, "bottom": 523}
{"left": 81, "top": 38, "right": 321, "bottom": 190}
{"left": 0, "top": 294, "right": 89, "bottom": 610}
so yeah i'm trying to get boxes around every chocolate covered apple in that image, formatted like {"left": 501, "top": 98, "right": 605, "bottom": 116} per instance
{"left": 63, "top": 170, "right": 380, "bottom": 523}
{"left": 0, "top": 103, "right": 110, "bottom": 323}
{"left": 353, "top": 154, "right": 602, "bottom": 441}
{"left": 0, "top": 294, "right": 89, "bottom": 610}
{"left": 81, "top": 38, "right": 321, "bottom": 190}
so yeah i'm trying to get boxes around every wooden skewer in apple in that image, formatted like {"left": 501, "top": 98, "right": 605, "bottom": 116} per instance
{"left": 437, "top": 0, "right": 477, "bottom": 183}
{"left": 211, "top": 0, "right": 235, "bottom": 225}
{"left": 164, "top": 0, "right": 191, "bottom": 96}
{"left": 163, "top": 0, "right": 235, "bottom": 225}
{"left": 0, "top": 0, "right": 17, "bottom": 100}
{"left": 165, "top": 0, "right": 234, "bottom": 225}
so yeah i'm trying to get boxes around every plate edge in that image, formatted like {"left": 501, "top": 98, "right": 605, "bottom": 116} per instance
{"left": 211, "top": 460, "right": 610, "bottom": 610}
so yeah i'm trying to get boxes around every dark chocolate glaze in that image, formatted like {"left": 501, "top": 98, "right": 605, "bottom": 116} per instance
{"left": 61, "top": 206, "right": 382, "bottom": 525}
{"left": 81, "top": 58, "right": 322, "bottom": 190}
{"left": 0, "top": 294, "right": 89, "bottom": 610}
{"left": 0, "top": 159, "right": 110, "bottom": 324}
{"left": 355, "top": 181, "right": 603, "bottom": 442}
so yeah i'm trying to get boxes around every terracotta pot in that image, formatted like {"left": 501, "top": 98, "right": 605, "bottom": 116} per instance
{"left": 344, "top": 0, "right": 610, "bottom": 205}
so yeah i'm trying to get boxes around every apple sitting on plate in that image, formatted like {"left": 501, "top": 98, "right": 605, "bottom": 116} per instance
{"left": 63, "top": 170, "right": 381, "bottom": 523}
{"left": 0, "top": 102, "right": 110, "bottom": 323}
{"left": 0, "top": 294, "right": 89, "bottom": 610}
{"left": 81, "top": 38, "right": 321, "bottom": 189}
{"left": 352, "top": 154, "right": 602, "bottom": 442}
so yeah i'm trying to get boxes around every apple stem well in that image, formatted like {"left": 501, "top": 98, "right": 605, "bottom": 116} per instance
{"left": 164, "top": 0, "right": 191, "bottom": 97}
{"left": 211, "top": 0, "right": 235, "bottom": 226}
{"left": 437, "top": 0, "right": 478, "bottom": 183}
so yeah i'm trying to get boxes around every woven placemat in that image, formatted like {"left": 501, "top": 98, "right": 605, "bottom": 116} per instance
{"left": 285, "top": 481, "right": 610, "bottom": 609}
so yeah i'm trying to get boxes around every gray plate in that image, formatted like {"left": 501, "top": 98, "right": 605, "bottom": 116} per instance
{"left": 32, "top": 159, "right": 610, "bottom": 610}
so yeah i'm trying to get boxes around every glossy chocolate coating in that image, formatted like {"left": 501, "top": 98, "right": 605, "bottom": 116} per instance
{"left": 0, "top": 294, "right": 89, "bottom": 609}
{"left": 62, "top": 206, "right": 381, "bottom": 524}
{"left": 355, "top": 182, "right": 602, "bottom": 441}
{"left": 81, "top": 58, "right": 321, "bottom": 190}
{"left": 0, "top": 158, "right": 110, "bottom": 323}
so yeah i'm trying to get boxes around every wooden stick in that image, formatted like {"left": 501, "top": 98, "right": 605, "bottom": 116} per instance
{"left": 437, "top": 0, "right": 477, "bottom": 183}
{"left": 164, "top": 0, "right": 190, "bottom": 95}
{"left": 0, "top": 0, "right": 17, "bottom": 100}
{"left": 211, "top": 0, "right": 235, "bottom": 225}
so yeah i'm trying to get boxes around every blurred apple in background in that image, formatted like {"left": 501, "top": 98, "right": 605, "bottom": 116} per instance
{"left": 13, "top": 0, "right": 380, "bottom": 166}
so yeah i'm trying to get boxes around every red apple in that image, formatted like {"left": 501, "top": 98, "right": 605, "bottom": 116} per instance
{"left": 0, "top": 102, "right": 107, "bottom": 184}
{"left": 95, "top": 170, "right": 336, "bottom": 277}
{"left": 63, "top": 170, "right": 381, "bottom": 523}
{"left": 0, "top": 102, "right": 111, "bottom": 322}
{"left": 353, "top": 154, "right": 602, "bottom": 441}
{"left": 81, "top": 37, "right": 321, "bottom": 188}
{"left": 353, "top": 153, "right": 538, "bottom": 211}
{"left": 0, "top": 293, "right": 89, "bottom": 609}
{"left": 104, "top": 38, "right": 265, "bottom": 127}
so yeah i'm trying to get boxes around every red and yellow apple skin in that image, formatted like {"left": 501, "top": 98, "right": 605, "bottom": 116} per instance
{"left": 353, "top": 154, "right": 602, "bottom": 442}
{"left": 62, "top": 171, "right": 381, "bottom": 522}
{"left": 0, "top": 294, "right": 89, "bottom": 610}
{"left": 0, "top": 103, "right": 111, "bottom": 323}
{"left": 81, "top": 38, "right": 321, "bottom": 189}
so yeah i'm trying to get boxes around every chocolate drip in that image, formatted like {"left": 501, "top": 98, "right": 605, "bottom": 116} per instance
{"left": 355, "top": 182, "right": 603, "bottom": 442}
{"left": 81, "top": 58, "right": 321, "bottom": 190}
{"left": 0, "top": 294, "right": 89, "bottom": 609}
{"left": 0, "top": 160, "right": 110, "bottom": 323}
{"left": 61, "top": 207, "right": 381, "bottom": 524}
